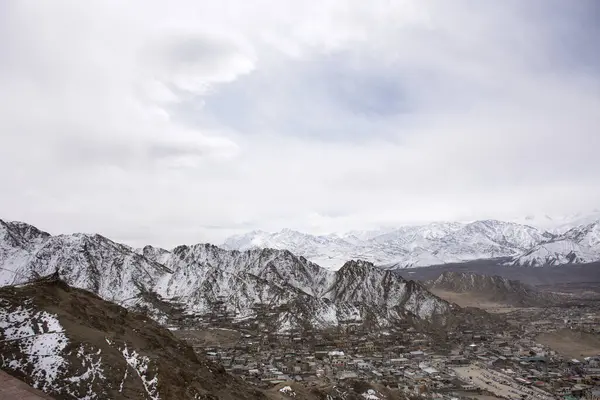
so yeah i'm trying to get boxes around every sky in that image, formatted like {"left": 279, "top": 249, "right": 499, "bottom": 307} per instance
{"left": 1, "top": 0, "right": 600, "bottom": 247}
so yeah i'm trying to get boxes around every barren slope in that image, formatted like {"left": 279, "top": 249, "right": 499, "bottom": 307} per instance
{"left": 0, "top": 276, "right": 265, "bottom": 400}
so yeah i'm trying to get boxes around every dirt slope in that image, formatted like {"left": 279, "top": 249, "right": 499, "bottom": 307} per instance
{"left": 0, "top": 277, "right": 265, "bottom": 400}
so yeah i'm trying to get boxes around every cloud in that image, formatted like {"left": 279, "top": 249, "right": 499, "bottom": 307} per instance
{"left": 142, "top": 32, "right": 255, "bottom": 94}
{"left": 0, "top": 0, "right": 599, "bottom": 247}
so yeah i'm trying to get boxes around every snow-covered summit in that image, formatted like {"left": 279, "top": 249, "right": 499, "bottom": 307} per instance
{"left": 223, "top": 219, "right": 558, "bottom": 269}
{"left": 509, "top": 220, "right": 600, "bottom": 267}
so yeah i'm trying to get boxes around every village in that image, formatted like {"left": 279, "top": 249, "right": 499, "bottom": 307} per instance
{"left": 174, "top": 302, "right": 600, "bottom": 400}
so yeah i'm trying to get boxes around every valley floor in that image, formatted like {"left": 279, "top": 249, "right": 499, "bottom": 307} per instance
{"left": 169, "top": 299, "right": 600, "bottom": 399}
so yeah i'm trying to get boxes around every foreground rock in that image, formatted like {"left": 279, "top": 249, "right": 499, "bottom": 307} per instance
{"left": 0, "top": 276, "right": 265, "bottom": 400}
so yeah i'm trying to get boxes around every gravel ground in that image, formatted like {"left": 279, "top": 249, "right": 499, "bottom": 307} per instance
{"left": 454, "top": 365, "right": 554, "bottom": 400}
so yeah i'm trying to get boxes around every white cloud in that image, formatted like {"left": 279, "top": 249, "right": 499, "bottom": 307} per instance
{"left": 0, "top": 0, "right": 599, "bottom": 247}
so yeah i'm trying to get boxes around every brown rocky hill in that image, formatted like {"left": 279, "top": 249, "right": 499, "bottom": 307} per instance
{"left": 425, "top": 271, "right": 558, "bottom": 307}
{"left": 0, "top": 275, "right": 265, "bottom": 400}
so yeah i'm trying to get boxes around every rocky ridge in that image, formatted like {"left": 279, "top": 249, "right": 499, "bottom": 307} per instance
{"left": 0, "top": 219, "right": 455, "bottom": 332}
{"left": 509, "top": 221, "right": 600, "bottom": 267}
{"left": 425, "top": 271, "right": 558, "bottom": 307}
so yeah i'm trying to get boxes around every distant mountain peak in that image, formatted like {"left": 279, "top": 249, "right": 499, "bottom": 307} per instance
{"left": 222, "top": 219, "right": 587, "bottom": 269}
{"left": 509, "top": 220, "right": 600, "bottom": 267}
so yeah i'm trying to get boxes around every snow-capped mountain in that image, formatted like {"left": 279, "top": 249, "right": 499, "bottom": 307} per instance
{"left": 0, "top": 279, "right": 427, "bottom": 400}
{"left": 222, "top": 229, "right": 361, "bottom": 270}
{"left": 328, "top": 260, "right": 449, "bottom": 320}
{"left": 223, "top": 220, "right": 556, "bottom": 269}
{"left": 148, "top": 245, "right": 456, "bottom": 328}
{"left": 0, "top": 219, "right": 455, "bottom": 331}
{"left": 0, "top": 219, "right": 171, "bottom": 306}
{"left": 510, "top": 221, "right": 600, "bottom": 267}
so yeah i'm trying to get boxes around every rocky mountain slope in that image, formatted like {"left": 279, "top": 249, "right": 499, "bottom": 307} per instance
{"left": 0, "top": 219, "right": 455, "bottom": 332}
{"left": 0, "top": 276, "right": 266, "bottom": 400}
{"left": 223, "top": 218, "right": 600, "bottom": 269}
{"left": 0, "top": 219, "right": 171, "bottom": 306}
{"left": 425, "top": 271, "right": 557, "bottom": 307}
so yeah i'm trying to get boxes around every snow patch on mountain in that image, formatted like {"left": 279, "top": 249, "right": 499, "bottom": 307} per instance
{"left": 0, "top": 301, "right": 69, "bottom": 392}
{"left": 64, "top": 345, "right": 106, "bottom": 399}
{"left": 1, "top": 280, "right": 267, "bottom": 400}
{"left": 120, "top": 343, "right": 160, "bottom": 400}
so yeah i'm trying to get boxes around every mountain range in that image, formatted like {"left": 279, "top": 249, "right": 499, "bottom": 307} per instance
{"left": 511, "top": 221, "right": 600, "bottom": 267}
{"left": 223, "top": 218, "right": 600, "bottom": 269}
{"left": 0, "top": 278, "right": 422, "bottom": 400}
{"left": 0, "top": 219, "right": 465, "bottom": 333}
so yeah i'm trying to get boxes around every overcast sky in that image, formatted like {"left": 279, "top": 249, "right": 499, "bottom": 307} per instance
{"left": 1, "top": 0, "right": 599, "bottom": 247}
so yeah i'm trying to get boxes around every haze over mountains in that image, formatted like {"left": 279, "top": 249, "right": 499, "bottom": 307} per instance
{"left": 223, "top": 214, "right": 600, "bottom": 270}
